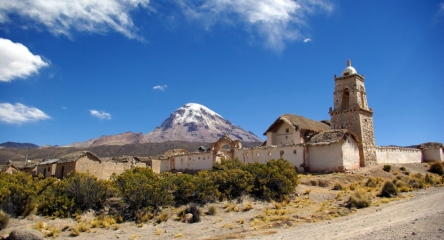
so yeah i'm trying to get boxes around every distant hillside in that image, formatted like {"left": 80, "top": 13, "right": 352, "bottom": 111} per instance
{"left": 0, "top": 141, "right": 261, "bottom": 164}
{"left": 0, "top": 142, "right": 39, "bottom": 149}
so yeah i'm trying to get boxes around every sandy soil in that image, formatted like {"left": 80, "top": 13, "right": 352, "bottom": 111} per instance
{"left": 1, "top": 163, "right": 443, "bottom": 240}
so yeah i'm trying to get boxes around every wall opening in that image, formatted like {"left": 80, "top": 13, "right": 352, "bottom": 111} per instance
{"left": 342, "top": 88, "right": 350, "bottom": 109}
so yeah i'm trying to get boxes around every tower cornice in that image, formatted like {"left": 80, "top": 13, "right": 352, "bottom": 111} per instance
{"left": 335, "top": 74, "right": 365, "bottom": 82}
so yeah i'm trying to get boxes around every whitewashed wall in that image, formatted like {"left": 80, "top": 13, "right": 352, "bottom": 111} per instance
{"left": 234, "top": 145, "right": 305, "bottom": 171}
{"left": 266, "top": 122, "right": 301, "bottom": 146}
{"left": 308, "top": 142, "right": 345, "bottom": 172}
{"left": 341, "top": 137, "right": 360, "bottom": 171}
{"left": 170, "top": 152, "right": 214, "bottom": 172}
{"left": 376, "top": 147, "right": 422, "bottom": 164}
{"left": 422, "top": 148, "right": 443, "bottom": 162}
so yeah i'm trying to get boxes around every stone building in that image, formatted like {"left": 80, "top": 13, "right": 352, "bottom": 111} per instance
{"left": 151, "top": 59, "right": 442, "bottom": 174}
{"left": 329, "top": 59, "right": 376, "bottom": 166}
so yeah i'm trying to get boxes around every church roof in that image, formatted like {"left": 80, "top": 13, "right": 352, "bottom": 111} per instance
{"left": 263, "top": 114, "right": 331, "bottom": 135}
{"left": 306, "top": 129, "right": 359, "bottom": 145}
{"left": 342, "top": 59, "right": 357, "bottom": 76}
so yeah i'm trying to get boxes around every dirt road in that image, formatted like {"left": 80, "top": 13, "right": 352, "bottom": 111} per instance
{"left": 256, "top": 187, "right": 444, "bottom": 240}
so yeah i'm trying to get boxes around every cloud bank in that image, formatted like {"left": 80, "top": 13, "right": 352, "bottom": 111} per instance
{"left": 0, "top": 102, "right": 50, "bottom": 124}
{"left": 153, "top": 85, "right": 168, "bottom": 91}
{"left": 0, "top": 0, "right": 150, "bottom": 39}
{"left": 177, "top": 0, "right": 332, "bottom": 51}
{"left": 90, "top": 110, "right": 111, "bottom": 120}
{"left": 0, "top": 38, "right": 49, "bottom": 82}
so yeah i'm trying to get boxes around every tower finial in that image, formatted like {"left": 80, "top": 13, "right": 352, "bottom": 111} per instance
{"left": 347, "top": 59, "right": 351, "bottom": 67}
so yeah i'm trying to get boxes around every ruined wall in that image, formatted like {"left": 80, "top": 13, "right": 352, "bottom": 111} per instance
{"left": 422, "top": 148, "right": 443, "bottom": 162}
{"left": 376, "top": 147, "right": 422, "bottom": 164}
{"left": 234, "top": 145, "right": 305, "bottom": 171}
{"left": 171, "top": 152, "right": 214, "bottom": 172}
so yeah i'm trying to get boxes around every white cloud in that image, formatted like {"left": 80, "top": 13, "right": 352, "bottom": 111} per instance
{"left": 0, "top": 0, "right": 150, "bottom": 39}
{"left": 90, "top": 110, "right": 111, "bottom": 120}
{"left": 439, "top": 2, "right": 444, "bottom": 15}
{"left": 0, "top": 102, "right": 50, "bottom": 124}
{"left": 303, "top": 38, "right": 312, "bottom": 43}
{"left": 153, "top": 85, "right": 168, "bottom": 91}
{"left": 176, "top": 0, "right": 332, "bottom": 51}
{"left": 0, "top": 38, "right": 49, "bottom": 82}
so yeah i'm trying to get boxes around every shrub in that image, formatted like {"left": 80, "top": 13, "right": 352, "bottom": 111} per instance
{"left": 332, "top": 182, "right": 344, "bottom": 190}
{"left": 0, "top": 171, "right": 56, "bottom": 216}
{"left": 400, "top": 166, "right": 406, "bottom": 171}
{"left": 168, "top": 172, "right": 217, "bottom": 205}
{"left": 114, "top": 168, "right": 173, "bottom": 215}
{"left": 37, "top": 180, "right": 75, "bottom": 218}
{"left": 211, "top": 168, "right": 254, "bottom": 200}
{"left": 429, "top": 162, "right": 444, "bottom": 176}
{"left": 0, "top": 210, "right": 9, "bottom": 230}
{"left": 365, "top": 178, "right": 378, "bottom": 188}
{"left": 206, "top": 205, "right": 217, "bottom": 215}
{"left": 383, "top": 165, "right": 391, "bottom": 172}
{"left": 379, "top": 181, "right": 398, "bottom": 198}
{"left": 64, "top": 172, "right": 114, "bottom": 212}
{"left": 179, "top": 204, "right": 201, "bottom": 223}
{"left": 245, "top": 159, "right": 298, "bottom": 201}
{"left": 347, "top": 190, "right": 371, "bottom": 209}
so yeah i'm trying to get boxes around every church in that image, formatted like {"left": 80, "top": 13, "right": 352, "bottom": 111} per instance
{"left": 152, "top": 60, "right": 443, "bottom": 174}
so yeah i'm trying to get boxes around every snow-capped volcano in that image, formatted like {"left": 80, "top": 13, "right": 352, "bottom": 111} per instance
{"left": 144, "top": 103, "right": 262, "bottom": 143}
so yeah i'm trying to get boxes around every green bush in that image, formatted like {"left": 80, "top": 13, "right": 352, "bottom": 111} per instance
{"left": 245, "top": 159, "right": 298, "bottom": 201}
{"left": 429, "top": 162, "right": 444, "bottom": 175}
{"left": 37, "top": 180, "right": 74, "bottom": 218}
{"left": 167, "top": 171, "right": 217, "bottom": 205}
{"left": 379, "top": 180, "right": 399, "bottom": 198}
{"left": 114, "top": 168, "right": 173, "bottom": 215}
{"left": 0, "top": 172, "right": 56, "bottom": 216}
{"left": 64, "top": 172, "right": 114, "bottom": 211}
{"left": 211, "top": 168, "right": 254, "bottom": 200}
{"left": 212, "top": 158, "right": 246, "bottom": 171}
{"left": 383, "top": 165, "right": 391, "bottom": 172}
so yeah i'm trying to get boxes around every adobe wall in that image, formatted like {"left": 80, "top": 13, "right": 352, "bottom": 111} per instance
{"left": 234, "top": 145, "right": 305, "bottom": 171}
{"left": 55, "top": 162, "right": 76, "bottom": 179}
{"left": 36, "top": 163, "right": 57, "bottom": 177}
{"left": 422, "top": 148, "right": 443, "bottom": 162}
{"left": 99, "top": 162, "right": 146, "bottom": 180}
{"left": 376, "top": 147, "right": 422, "bottom": 164}
{"left": 152, "top": 159, "right": 170, "bottom": 174}
{"left": 75, "top": 156, "right": 102, "bottom": 177}
{"left": 267, "top": 122, "right": 301, "bottom": 146}
{"left": 170, "top": 152, "right": 214, "bottom": 172}
{"left": 308, "top": 142, "right": 350, "bottom": 172}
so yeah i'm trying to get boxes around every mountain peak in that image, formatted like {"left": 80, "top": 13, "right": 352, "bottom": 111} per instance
{"left": 145, "top": 103, "right": 261, "bottom": 143}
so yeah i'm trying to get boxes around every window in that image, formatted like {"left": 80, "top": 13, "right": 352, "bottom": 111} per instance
{"left": 293, "top": 150, "right": 297, "bottom": 154}
{"left": 285, "top": 128, "right": 289, "bottom": 133}
{"left": 285, "top": 136, "right": 288, "bottom": 139}
{"left": 342, "top": 88, "right": 350, "bottom": 109}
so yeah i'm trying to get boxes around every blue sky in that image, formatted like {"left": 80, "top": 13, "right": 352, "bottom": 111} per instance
{"left": 0, "top": 0, "right": 443, "bottom": 147}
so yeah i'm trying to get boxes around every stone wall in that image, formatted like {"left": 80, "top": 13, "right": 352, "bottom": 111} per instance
{"left": 376, "top": 147, "right": 422, "bottom": 164}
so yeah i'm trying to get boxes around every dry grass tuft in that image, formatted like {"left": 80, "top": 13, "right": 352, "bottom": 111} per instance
{"left": 206, "top": 205, "right": 217, "bottom": 215}
{"left": 0, "top": 211, "right": 10, "bottom": 230}
{"left": 156, "top": 212, "right": 169, "bottom": 223}
{"left": 243, "top": 202, "right": 253, "bottom": 212}
{"left": 155, "top": 228, "right": 162, "bottom": 235}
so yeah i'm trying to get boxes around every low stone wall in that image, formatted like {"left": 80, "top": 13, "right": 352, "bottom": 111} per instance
{"left": 376, "top": 147, "right": 422, "bottom": 164}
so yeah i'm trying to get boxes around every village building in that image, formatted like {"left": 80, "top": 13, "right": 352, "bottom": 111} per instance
{"left": 0, "top": 165, "right": 20, "bottom": 174}
{"left": 151, "top": 60, "right": 443, "bottom": 174}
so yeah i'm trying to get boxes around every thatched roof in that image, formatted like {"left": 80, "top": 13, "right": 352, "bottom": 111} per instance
{"left": 306, "top": 129, "right": 359, "bottom": 145}
{"left": 58, "top": 151, "right": 102, "bottom": 164}
{"left": 416, "top": 142, "right": 443, "bottom": 150}
{"left": 263, "top": 114, "right": 331, "bottom": 135}
{"left": 159, "top": 149, "right": 190, "bottom": 160}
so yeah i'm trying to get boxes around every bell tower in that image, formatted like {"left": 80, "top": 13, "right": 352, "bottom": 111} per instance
{"left": 329, "top": 60, "right": 377, "bottom": 166}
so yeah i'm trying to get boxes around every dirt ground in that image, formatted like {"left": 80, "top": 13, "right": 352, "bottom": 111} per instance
{"left": 1, "top": 163, "right": 443, "bottom": 240}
